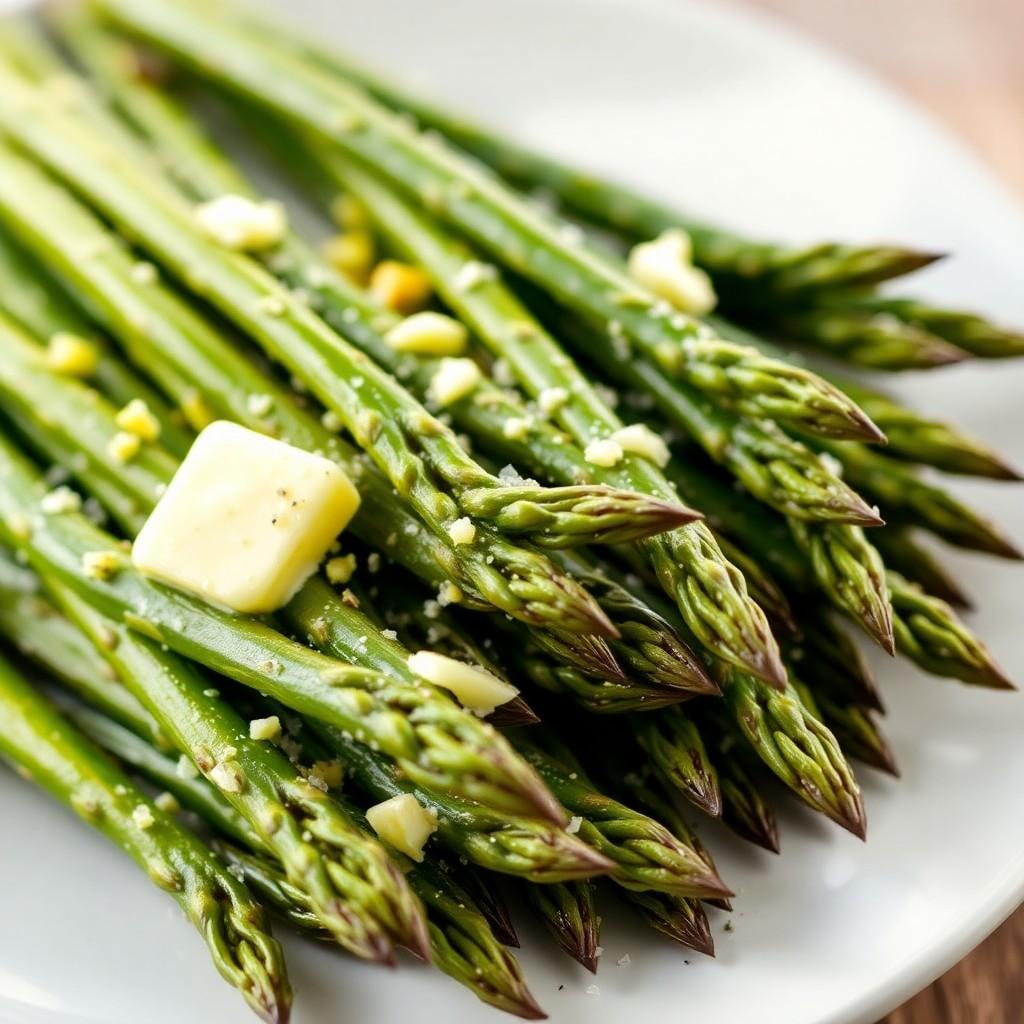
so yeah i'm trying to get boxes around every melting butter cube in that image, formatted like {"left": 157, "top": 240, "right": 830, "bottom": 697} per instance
{"left": 132, "top": 421, "right": 360, "bottom": 614}
{"left": 365, "top": 793, "right": 438, "bottom": 862}
{"left": 407, "top": 650, "right": 519, "bottom": 715}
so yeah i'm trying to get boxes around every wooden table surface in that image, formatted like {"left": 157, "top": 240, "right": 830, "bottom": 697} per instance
{"left": 738, "top": 3, "right": 1024, "bottom": 1022}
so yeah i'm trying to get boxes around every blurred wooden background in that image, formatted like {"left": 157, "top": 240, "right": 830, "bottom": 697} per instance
{"left": 738, "top": 3, "right": 1024, "bottom": 1021}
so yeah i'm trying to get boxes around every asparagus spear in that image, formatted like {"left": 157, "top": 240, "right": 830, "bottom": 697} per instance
{"left": 0, "top": 650, "right": 290, "bottom": 1023}
{"left": 812, "top": 694, "right": 898, "bottom": 777}
{"left": 767, "top": 304, "right": 969, "bottom": 370}
{"left": 524, "top": 881, "right": 601, "bottom": 973}
{"left": 813, "top": 294, "right": 1024, "bottom": 360}
{"left": 213, "top": 0, "right": 938, "bottom": 302}
{"left": 888, "top": 571, "right": 1013, "bottom": 689}
{"left": 0, "top": 70, "right": 677, "bottom": 560}
{"left": 96, "top": 0, "right": 883, "bottom": 444}
{"left": 626, "top": 889, "right": 715, "bottom": 957}
{"left": 819, "top": 441, "right": 1022, "bottom": 560}
{"left": 713, "top": 740, "right": 782, "bottom": 854}
{"left": 0, "top": 142, "right": 615, "bottom": 649}
{"left": 509, "top": 730, "right": 731, "bottom": 899}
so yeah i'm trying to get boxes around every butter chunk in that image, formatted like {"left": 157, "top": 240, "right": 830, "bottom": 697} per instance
{"left": 365, "top": 793, "right": 438, "bottom": 862}
{"left": 132, "top": 421, "right": 360, "bottom": 614}
{"left": 628, "top": 229, "right": 717, "bottom": 315}
{"left": 407, "top": 650, "right": 519, "bottom": 715}
{"left": 385, "top": 311, "right": 468, "bottom": 356}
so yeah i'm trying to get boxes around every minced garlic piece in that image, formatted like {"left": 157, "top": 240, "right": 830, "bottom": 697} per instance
{"left": 321, "top": 231, "right": 375, "bottom": 282}
{"left": 309, "top": 759, "right": 344, "bottom": 790}
{"left": 365, "top": 793, "right": 438, "bottom": 862}
{"left": 325, "top": 553, "right": 357, "bottom": 585}
{"left": 447, "top": 517, "right": 476, "bottom": 545}
{"left": 249, "top": 716, "right": 282, "bottom": 741}
{"left": 82, "top": 550, "right": 120, "bottom": 580}
{"left": 502, "top": 416, "right": 532, "bottom": 440}
{"left": 385, "top": 311, "right": 468, "bottom": 356}
{"left": 246, "top": 393, "right": 274, "bottom": 419}
{"left": 106, "top": 431, "right": 141, "bottom": 464}
{"left": 209, "top": 761, "right": 244, "bottom": 794}
{"left": 46, "top": 332, "right": 98, "bottom": 377}
{"left": 627, "top": 229, "right": 717, "bottom": 315}
{"left": 428, "top": 358, "right": 481, "bottom": 407}
{"left": 453, "top": 259, "right": 497, "bottom": 292}
{"left": 195, "top": 194, "right": 287, "bottom": 251}
{"left": 40, "top": 485, "right": 82, "bottom": 515}
{"left": 370, "top": 260, "right": 433, "bottom": 314}
{"left": 115, "top": 398, "right": 161, "bottom": 442}
{"left": 132, "top": 421, "right": 361, "bottom": 614}
{"left": 584, "top": 438, "right": 624, "bottom": 467}
{"left": 537, "top": 386, "right": 569, "bottom": 416}
{"left": 154, "top": 792, "right": 180, "bottom": 814}
{"left": 407, "top": 650, "right": 519, "bottom": 715}
{"left": 132, "top": 804, "right": 155, "bottom": 830}
{"left": 610, "top": 424, "right": 671, "bottom": 467}
{"left": 130, "top": 261, "right": 159, "bottom": 285}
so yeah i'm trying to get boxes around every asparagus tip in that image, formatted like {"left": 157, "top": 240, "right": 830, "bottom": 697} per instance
{"left": 488, "top": 695, "right": 541, "bottom": 727}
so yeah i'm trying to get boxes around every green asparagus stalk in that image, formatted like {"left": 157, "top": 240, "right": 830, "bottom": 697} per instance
{"left": 627, "top": 709, "right": 722, "bottom": 818}
{"left": 625, "top": 888, "right": 715, "bottom": 957}
{"left": 871, "top": 528, "right": 972, "bottom": 608}
{"left": 523, "top": 880, "right": 601, "bottom": 973}
{"left": 812, "top": 694, "right": 898, "bottom": 777}
{"left": 816, "top": 294, "right": 1024, "bottom": 360}
{"left": 0, "top": 70, "right": 679, "bottom": 561}
{"left": 510, "top": 730, "right": 731, "bottom": 898}
{"left": 314, "top": 723, "right": 614, "bottom": 883}
{"left": 888, "top": 571, "right": 1013, "bottom": 689}
{"left": 715, "top": 743, "right": 782, "bottom": 854}
{"left": 767, "top": 304, "right": 969, "bottom": 370}
{"left": 820, "top": 441, "right": 1022, "bottom": 560}
{"left": 0, "top": 650, "right": 290, "bottom": 1022}
{"left": 97, "top": 0, "right": 884, "bottom": 444}
{"left": 48, "top": 579, "right": 430, "bottom": 962}
{"left": 214, "top": 0, "right": 939, "bottom": 302}
{"left": 725, "top": 669, "right": 866, "bottom": 838}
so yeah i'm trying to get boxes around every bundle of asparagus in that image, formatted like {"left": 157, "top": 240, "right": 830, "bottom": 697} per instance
{"left": 0, "top": 3, "right": 1017, "bottom": 1020}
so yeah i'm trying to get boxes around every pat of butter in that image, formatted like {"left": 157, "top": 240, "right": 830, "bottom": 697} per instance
{"left": 407, "top": 650, "right": 519, "bottom": 715}
{"left": 132, "top": 421, "right": 360, "bottom": 614}
{"left": 365, "top": 793, "right": 438, "bottom": 862}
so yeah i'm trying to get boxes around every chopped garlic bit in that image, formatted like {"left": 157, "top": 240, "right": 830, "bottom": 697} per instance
{"left": 407, "top": 650, "right": 518, "bottom": 714}
{"left": 249, "top": 715, "right": 282, "bottom": 741}
{"left": 502, "top": 415, "right": 532, "bottom": 440}
{"left": 325, "top": 553, "right": 357, "bottom": 585}
{"left": 82, "top": 550, "right": 120, "bottom": 580}
{"left": 195, "top": 194, "right": 287, "bottom": 251}
{"left": 107, "top": 431, "right": 141, "bottom": 464}
{"left": 115, "top": 398, "right": 161, "bottom": 441}
{"left": 369, "top": 260, "right": 433, "bottom": 314}
{"left": 154, "top": 792, "right": 180, "bottom": 815}
{"left": 566, "top": 815, "right": 583, "bottom": 835}
{"left": 627, "top": 229, "right": 717, "bottom": 315}
{"left": 130, "top": 261, "right": 159, "bottom": 285}
{"left": 246, "top": 393, "right": 274, "bottom": 419}
{"left": 385, "top": 310, "right": 468, "bottom": 357}
{"left": 132, "top": 804, "right": 155, "bottom": 830}
{"left": 365, "top": 793, "right": 438, "bottom": 861}
{"left": 437, "top": 581, "right": 463, "bottom": 606}
{"left": 40, "top": 485, "right": 82, "bottom": 515}
{"left": 610, "top": 423, "right": 671, "bottom": 467}
{"left": 320, "top": 409, "right": 343, "bottom": 433}
{"left": 209, "top": 761, "right": 244, "bottom": 794}
{"left": 453, "top": 259, "right": 497, "bottom": 292}
{"left": 428, "top": 357, "right": 481, "bottom": 407}
{"left": 308, "top": 759, "right": 343, "bottom": 790}
{"left": 617, "top": 953, "right": 632, "bottom": 967}
{"left": 447, "top": 516, "right": 476, "bottom": 546}
{"left": 176, "top": 755, "right": 199, "bottom": 780}
{"left": 537, "top": 386, "right": 569, "bottom": 416}
{"left": 321, "top": 231, "right": 375, "bottom": 282}
{"left": 132, "top": 421, "right": 361, "bottom": 614}
{"left": 584, "top": 438, "right": 624, "bottom": 468}
{"left": 46, "top": 332, "right": 98, "bottom": 377}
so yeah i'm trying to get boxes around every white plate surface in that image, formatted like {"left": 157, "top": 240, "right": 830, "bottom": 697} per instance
{"left": 1, "top": 1, "right": 1023, "bottom": 1022}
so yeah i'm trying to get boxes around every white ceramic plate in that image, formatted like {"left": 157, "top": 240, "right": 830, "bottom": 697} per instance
{"left": 1, "top": 1, "right": 1023, "bottom": 1022}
